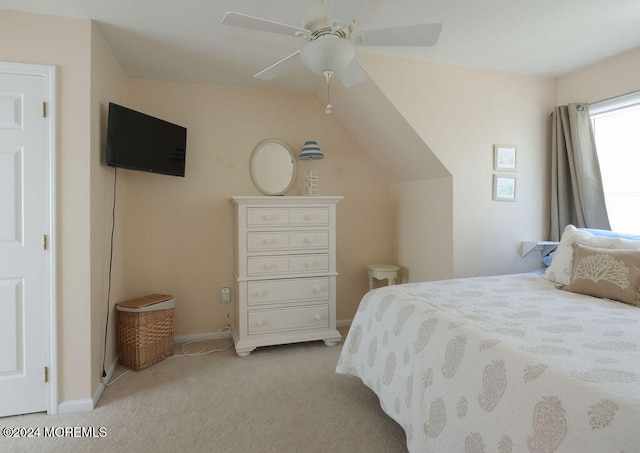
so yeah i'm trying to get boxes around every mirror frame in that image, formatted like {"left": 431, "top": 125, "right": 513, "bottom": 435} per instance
{"left": 249, "top": 138, "right": 298, "bottom": 196}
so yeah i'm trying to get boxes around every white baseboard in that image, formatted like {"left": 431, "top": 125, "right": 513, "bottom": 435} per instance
{"left": 58, "top": 398, "right": 94, "bottom": 414}
{"left": 90, "top": 354, "right": 120, "bottom": 410}
{"left": 57, "top": 354, "right": 118, "bottom": 414}
{"left": 174, "top": 330, "right": 232, "bottom": 344}
{"left": 175, "top": 320, "right": 351, "bottom": 344}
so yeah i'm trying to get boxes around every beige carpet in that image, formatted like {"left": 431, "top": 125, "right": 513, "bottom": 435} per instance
{"left": 1, "top": 329, "right": 407, "bottom": 453}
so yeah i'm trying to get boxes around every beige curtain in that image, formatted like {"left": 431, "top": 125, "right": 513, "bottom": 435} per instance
{"left": 550, "top": 103, "right": 610, "bottom": 241}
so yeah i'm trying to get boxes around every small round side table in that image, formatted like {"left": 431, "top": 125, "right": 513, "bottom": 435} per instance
{"left": 367, "top": 264, "right": 400, "bottom": 291}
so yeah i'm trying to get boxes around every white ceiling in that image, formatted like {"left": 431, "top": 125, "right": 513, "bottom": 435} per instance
{"left": 2, "top": 0, "right": 640, "bottom": 92}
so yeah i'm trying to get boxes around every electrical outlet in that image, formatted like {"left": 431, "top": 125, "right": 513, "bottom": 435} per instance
{"left": 220, "top": 286, "right": 231, "bottom": 303}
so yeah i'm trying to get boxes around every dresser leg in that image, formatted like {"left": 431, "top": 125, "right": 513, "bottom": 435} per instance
{"left": 323, "top": 339, "right": 339, "bottom": 347}
{"left": 235, "top": 347, "right": 254, "bottom": 357}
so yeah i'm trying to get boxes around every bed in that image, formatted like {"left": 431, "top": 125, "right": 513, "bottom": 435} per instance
{"left": 336, "top": 226, "right": 640, "bottom": 452}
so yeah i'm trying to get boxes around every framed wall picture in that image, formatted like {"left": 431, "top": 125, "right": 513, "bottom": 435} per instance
{"left": 493, "top": 145, "right": 517, "bottom": 171}
{"left": 493, "top": 174, "right": 517, "bottom": 201}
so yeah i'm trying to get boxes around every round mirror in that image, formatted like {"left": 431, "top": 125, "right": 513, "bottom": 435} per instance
{"left": 249, "top": 139, "right": 297, "bottom": 196}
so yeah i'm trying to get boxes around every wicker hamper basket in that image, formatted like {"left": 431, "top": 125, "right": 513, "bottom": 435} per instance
{"left": 116, "top": 294, "right": 175, "bottom": 371}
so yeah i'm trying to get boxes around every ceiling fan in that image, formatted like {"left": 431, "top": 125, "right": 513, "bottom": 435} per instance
{"left": 222, "top": 0, "right": 442, "bottom": 113}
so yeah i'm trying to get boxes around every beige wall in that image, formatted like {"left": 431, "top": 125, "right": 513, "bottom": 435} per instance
{"left": 390, "top": 178, "right": 453, "bottom": 282}
{"left": 358, "top": 53, "right": 557, "bottom": 278}
{"left": 322, "top": 74, "right": 453, "bottom": 284}
{"left": 118, "top": 80, "right": 391, "bottom": 336}
{"left": 90, "top": 23, "right": 129, "bottom": 398}
{"left": 557, "top": 48, "right": 640, "bottom": 105}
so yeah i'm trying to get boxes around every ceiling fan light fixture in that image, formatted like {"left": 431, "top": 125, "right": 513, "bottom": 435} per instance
{"left": 299, "top": 36, "right": 356, "bottom": 76}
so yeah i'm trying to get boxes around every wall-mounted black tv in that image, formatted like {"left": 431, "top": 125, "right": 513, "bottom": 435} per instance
{"left": 106, "top": 102, "right": 187, "bottom": 177}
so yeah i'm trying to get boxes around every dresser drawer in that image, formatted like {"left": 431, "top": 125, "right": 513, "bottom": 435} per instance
{"left": 248, "top": 277, "right": 329, "bottom": 305}
{"left": 247, "top": 232, "right": 289, "bottom": 252}
{"left": 247, "top": 231, "right": 328, "bottom": 252}
{"left": 248, "top": 304, "right": 329, "bottom": 334}
{"left": 290, "top": 254, "right": 329, "bottom": 273}
{"left": 247, "top": 254, "right": 328, "bottom": 276}
{"left": 290, "top": 208, "right": 328, "bottom": 226}
{"left": 247, "top": 208, "right": 289, "bottom": 227}
{"left": 247, "top": 256, "right": 290, "bottom": 276}
{"left": 289, "top": 231, "right": 328, "bottom": 250}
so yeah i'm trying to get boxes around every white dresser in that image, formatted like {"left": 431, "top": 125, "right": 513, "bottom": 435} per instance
{"left": 231, "top": 196, "right": 342, "bottom": 356}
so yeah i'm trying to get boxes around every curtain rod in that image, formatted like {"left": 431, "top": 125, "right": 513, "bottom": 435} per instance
{"left": 551, "top": 89, "right": 640, "bottom": 117}
{"left": 550, "top": 104, "right": 586, "bottom": 116}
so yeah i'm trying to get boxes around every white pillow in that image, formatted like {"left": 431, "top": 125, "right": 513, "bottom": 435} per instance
{"left": 543, "top": 225, "right": 640, "bottom": 285}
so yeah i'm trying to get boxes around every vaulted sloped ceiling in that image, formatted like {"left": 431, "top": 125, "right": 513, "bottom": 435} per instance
{"left": 320, "top": 62, "right": 450, "bottom": 183}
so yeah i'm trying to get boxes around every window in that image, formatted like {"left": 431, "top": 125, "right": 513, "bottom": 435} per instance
{"left": 590, "top": 92, "right": 640, "bottom": 235}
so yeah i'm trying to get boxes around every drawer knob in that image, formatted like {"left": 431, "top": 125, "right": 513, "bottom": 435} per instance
{"left": 305, "top": 260, "right": 314, "bottom": 267}
{"left": 304, "top": 237, "right": 313, "bottom": 244}
{"left": 313, "top": 314, "right": 322, "bottom": 321}
{"left": 256, "top": 319, "right": 264, "bottom": 326}
{"left": 255, "top": 290, "right": 268, "bottom": 297}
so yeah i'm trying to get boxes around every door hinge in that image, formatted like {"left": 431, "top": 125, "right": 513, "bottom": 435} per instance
{"left": 42, "top": 101, "right": 47, "bottom": 118}
{"left": 44, "top": 366, "right": 48, "bottom": 383}
{"left": 42, "top": 234, "right": 47, "bottom": 250}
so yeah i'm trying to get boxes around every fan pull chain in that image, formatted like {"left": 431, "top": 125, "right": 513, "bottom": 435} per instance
{"left": 323, "top": 70, "right": 333, "bottom": 114}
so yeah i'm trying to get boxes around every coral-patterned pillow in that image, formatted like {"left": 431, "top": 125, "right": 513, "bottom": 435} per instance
{"left": 544, "top": 224, "right": 640, "bottom": 285}
{"left": 564, "top": 242, "right": 640, "bottom": 306}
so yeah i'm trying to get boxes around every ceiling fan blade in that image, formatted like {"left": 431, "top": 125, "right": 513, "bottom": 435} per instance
{"left": 327, "top": 0, "right": 365, "bottom": 28}
{"left": 340, "top": 60, "right": 367, "bottom": 88}
{"left": 254, "top": 51, "right": 303, "bottom": 80}
{"left": 222, "top": 12, "right": 308, "bottom": 37}
{"left": 353, "top": 23, "right": 442, "bottom": 47}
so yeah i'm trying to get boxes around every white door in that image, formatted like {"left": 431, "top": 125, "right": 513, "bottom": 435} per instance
{"left": 0, "top": 66, "right": 52, "bottom": 416}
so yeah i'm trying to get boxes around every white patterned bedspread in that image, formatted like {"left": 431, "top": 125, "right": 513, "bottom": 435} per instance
{"left": 336, "top": 273, "right": 640, "bottom": 453}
